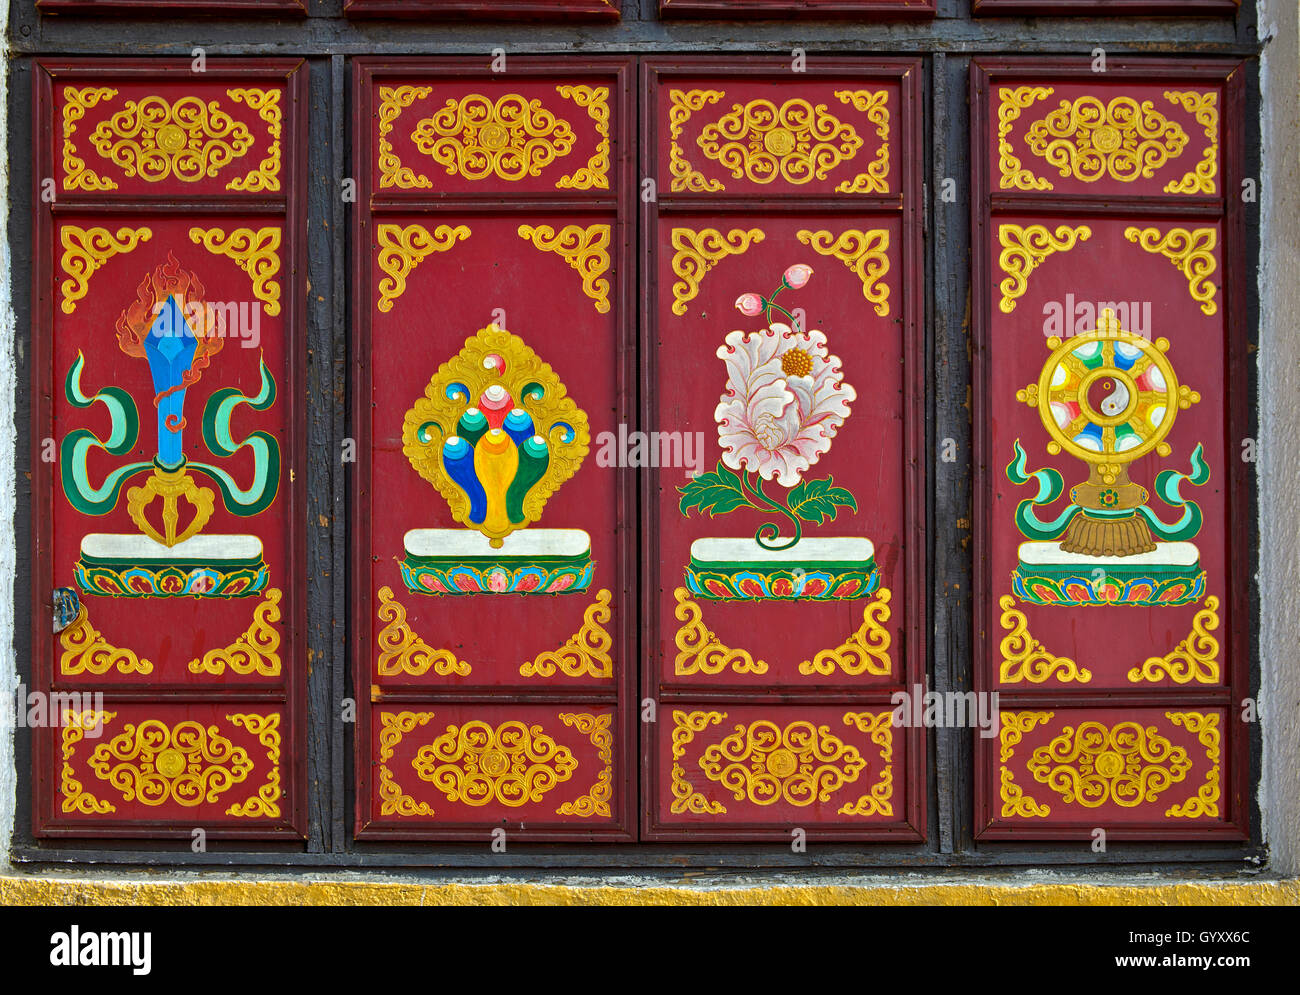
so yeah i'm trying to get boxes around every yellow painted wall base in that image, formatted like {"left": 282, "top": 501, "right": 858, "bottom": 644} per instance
{"left": 1, "top": 875, "right": 1297, "bottom": 906}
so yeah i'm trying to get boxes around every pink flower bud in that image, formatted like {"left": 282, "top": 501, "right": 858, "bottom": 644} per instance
{"left": 783, "top": 264, "right": 813, "bottom": 290}
{"left": 734, "top": 293, "right": 765, "bottom": 317}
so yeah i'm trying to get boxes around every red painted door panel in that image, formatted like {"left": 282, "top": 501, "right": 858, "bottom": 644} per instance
{"left": 33, "top": 59, "right": 307, "bottom": 839}
{"left": 972, "top": 59, "right": 1249, "bottom": 840}
{"left": 353, "top": 58, "right": 635, "bottom": 840}
{"left": 642, "top": 58, "right": 925, "bottom": 841}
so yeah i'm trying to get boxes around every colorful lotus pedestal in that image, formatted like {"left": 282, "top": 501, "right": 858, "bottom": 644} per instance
{"left": 75, "top": 533, "right": 270, "bottom": 599}
{"left": 1011, "top": 540, "right": 1206, "bottom": 607}
{"left": 686, "top": 536, "right": 878, "bottom": 601}
{"left": 400, "top": 527, "right": 594, "bottom": 596}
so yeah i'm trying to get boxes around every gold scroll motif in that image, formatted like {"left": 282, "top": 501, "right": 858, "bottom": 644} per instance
{"left": 59, "top": 605, "right": 154, "bottom": 676}
{"left": 225, "top": 713, "right": 282, "bottom": 818}
{"left": 411, "top": 93, "right": 575, "bottom": 182}
{"left": 999, "top": 710, "right": 1054, "bottom": 818}
{"left": 998, "top": 85, "right": 1054, "bottom": 191}
{"left": 413, "top": 720, "right": 578, "bottom": 807}
{"left": 669, "top": 227, "right": 765, "bottom": 316}
{"left": 832, "top": 90, "right": 890, "bottom": 194}
{"left": 998, "top": 595, "right": 1092, "bottom": 684}
{"left": 668, "top": 89, "right": 725, "bottom": 193}
{"left": 555, "top": 84, "right": 610, "bottom": 191}
{"left": 516, "top": 223, "right": 612, "bottom": 314}
{"left": 1025, "top": 96, "right": 1189, "bottom": 184}
{"left": 699, "top": 719, "right": 867, "bottom": 807}
{"left": 225, "top": 87, "right": 282, "bottom": 193}
{"left": 669, "top": 710, "right": 727, "bottom": 815}
{"left": 796, "top": 228, "right": 891, "bottom": 317}
{"left": 375, "top": 586, "right": 472, "bottom": 677}
{"left": 89, "top": 719, "right": 255, "bottom": 807}
{"left": 378, "top": 711, "right": 436, "bottom": 817}
{"left": 696, "top": 98, "right": 863, "bottom": 186}
{"left": 375, "top": 223, "right": 470, "bottom": 314}
{"left": 378, "top": 85, "right": 433, "bottom": 189}
{"left": 59, "top": 225, "right": 153, "bottom": 314}
{"left": 61, "top": 710, "right": 118, "bottom": 815}
{"left": 1127, "top": 597, "right": 1221, "bottom": 685}
{"left": 997, "top": 223, "right": 1091, "bottom": 313}
{"left": 838, "top": 711, "right": 894, "bottom": 817}
{"left": 557, "top": 712, "right": 613, "bottom": 818}
{"left": 518, "top": 590, "right": 615, "bottom": 679}
{"left": 188, "top": 226, "right": 282, "bottom": 317}
{"left": 188, "top": 589, "right": 283, "bottom": 677}
{"left": 90, "top": 95, "right": 254, "bottom": 183}
{"left": 1027, "top": 721, "right": 1193, "bottom": 809}
{"left": 1164, "top": 90, "right": 1219, "bottom": 195}
{"left": 1165, "top": 711, "right": 1221, "bottom": 819}
{"left": 62, "top": 86, "right": 119, "bottom": 191}
{"left": 1123, "top": 226, "right": 1218, "bottom": 316}
{"left": 673, "top": 587, "right": 894, "bottom": 678}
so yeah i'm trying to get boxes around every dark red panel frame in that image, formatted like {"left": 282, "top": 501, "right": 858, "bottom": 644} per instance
{"left": 31, "top": 58, "right": 308, "bottom": 840}
{"left": 661, "top": 0, "right": 935, "bottom": 16}
{"left": 345, "top": 0, "right": 620, "bottom": 19}
{"left": 973, "top": 0, "right": 1236, "bottom": 15}
{"left": 971, "top": 57, "right": 1250, "bottom": 841}
{"left": 640, "top": 57, "right": 927, "bottom": 842}
{"left": 38, "top": 0, "right": 305, "bottom": 13}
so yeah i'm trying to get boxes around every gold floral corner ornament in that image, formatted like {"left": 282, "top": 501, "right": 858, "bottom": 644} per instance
{"left": 519, "top": 590, "right": 615, "bottom": 679}
{"left": 62, "top": 86, "right": 119, "bottom": 192}
{"left": 413, "top": 720, "right": 578, "bottom": 807}
{"left": 997, "top": 85, "right": 1054, "bottom": 191}
{"left": 375, "top": 222, "right": 471, "bottom": 314}
{"left": 796, "top": 228, "right": 891, "bottom": 317}
{"left": 1027, "top": 720, "right": 1193, "bottom": 809}
{"left": 669, "top": 710, "right": 727, "bottom": 815}
{"left": 378, "top": 711, "right": 436, "bottom": 817}
{"left": 225, "top": 712, "right": 282, "bottom": 818}
{"left": 700, "top": 719, "right": 867, "bottom": 807}
{"left": 89, "top": 719, "right": 255, "bottom": 807}
{"left": 90, "top": 95, "right": 255, "bottom": 183}
{"left": 188, "top": 226, "right": 282, "bottom": 317}
{"left": 1165, "top": 711, "right": 1221, "bottom": 818}
{"left": 1123, "top": 225, "right": 1218, "bottom": 316}
{"left": 672, "top": 587, "right": 894, "bottom": 678}
{"left": 555, "top": 84, "right": 610, "bottom": 191}
{"left": 59, "top": 604, "right": 154, "bottom": 676}
{"left": 61, "top": 710, "right": 117, "bottom": 815}
{"left": 378, "top": 85, "right": 433, "bottom": 189}
{"left": 225, "top": 87, "right": 282, "bottom": 193}
{"left": 668, "top": 88, "right": 725, "bottom": 193}
{"left": 833, "top": 90, "right": 890, "bottom": 194}
{"left": 188, "top": 589, "right": 283, "bottom": 677}
{"left": 838, "top": 711, "right": 894, "bottom": 817}
{"left": 997, "top": 223, "right": 1091, "bottom": 313}
{"left": 999, "top": 710, "right": 1054, "bottom": 818}
{"left": 557, "top": 712, "right": 612, "bottom": 818}
{"left": 998, "top": 595, "right": 1092, "bottom": 684}
{"left": 516, "top": 223, "right": 611, "bottom": 314}
{"left": 1127, "top": 597, "right": 1221, "bottom": 685}
{"left": 411, "top": 93, "right": 575, "bottom": 182}
{"left": 669, "top": 226, "right": 765, "bottom": 317}
{"left": 1164, "top": 90, "right": 1219, "bottom": 195}
{"left": 375, "top": 586, "right": 472, "bottom": 677}
{"left": 1025, "top": 95, "right": 1188, "bottom": 184}
{"left": 696, "top": 98, "right": 863, "bottom": 186}
{"left": 59, "top": 224, "right": 153, "bottom": 314}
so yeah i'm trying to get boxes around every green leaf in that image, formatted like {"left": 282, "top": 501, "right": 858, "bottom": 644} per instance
{"left": 786, "top": 475, "right": 859, "bottom": 525}
{"left": 678, "top": 461, "right": 756, "bottom": 517}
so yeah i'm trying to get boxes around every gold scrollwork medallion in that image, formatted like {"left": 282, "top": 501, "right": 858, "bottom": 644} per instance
{"left": 90, "top": 95, "right": 255, "bottom": 183}
{"left": 696, "top": 98, "right": 863, "bottom": 186}
{"left": 378, "top": 711, "right": 436, "bottom": 817}
{"left": 669, "top": 226, "right": 765, "bottom": 317}
{"left": 1123, "top": 225, "right": 1218, "bottom": 316}
{"left": 413, "top": 720, "right": 578, "bottom": 807}
{"left": 188, "top": 226, "right": 282, "bottom": 317}
{"left": 669, "top": 710, "right": 727, "bottom": 815}
{"left": 60, "top": 225, "right": 153, "bottom": 314}
{"left": 796, "top": 228, "right": 891, "bottom": 317}
{"left": 1027, "top": 720, "right": 1193, "bottom": 809}
{"left": 516, "top": 223, "right": 611, "bottom": 314}
{"left": 1025, "top": 96, "right": 1188, "bottom": 184}
{"left": 997, "top": 223, "right": 1091, "bottom": 313}
{"left": 699, "top": 719, "right": 867, "bottom": 807}
{"left": 998, "top": 595, "right": 1092, "bottom": 684}
{"left": 375, "top": 223, "right": 471, "bottom": 314}
{"left": 89, "top": 719, "right": 255, "bottom": 807}
{"left": 555, "top": 84, "right": 610, "bottom": 191}
{"left": 668, "top": 89, "right": 725, "bottom": 193}
{"left": 999, "top": 710, "right": 1054, "bottom": 818}
{"left": 225, "top": 712, "right": 282, "bottom": 818}
{"left": 998, "top": 86, "right": 1054, "bottom": 191}
{"left": 557, "top": 712, "right": 612, "bottom": 818}
{"left": 412, "top": 93, "right": 575, "bottom": 182}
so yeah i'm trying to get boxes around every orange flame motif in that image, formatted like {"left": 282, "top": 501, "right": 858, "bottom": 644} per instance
{"left": 115, "top": 252, "right": 225, "bottom": 430}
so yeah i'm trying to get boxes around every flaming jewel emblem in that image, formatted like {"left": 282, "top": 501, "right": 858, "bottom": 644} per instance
{"left": 402, "top": 325, "right": 590, "bottom": 548}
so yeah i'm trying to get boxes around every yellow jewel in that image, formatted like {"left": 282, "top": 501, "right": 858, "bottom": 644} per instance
{"left": 124, "top": 465, "right": 215, "bottom": 548}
